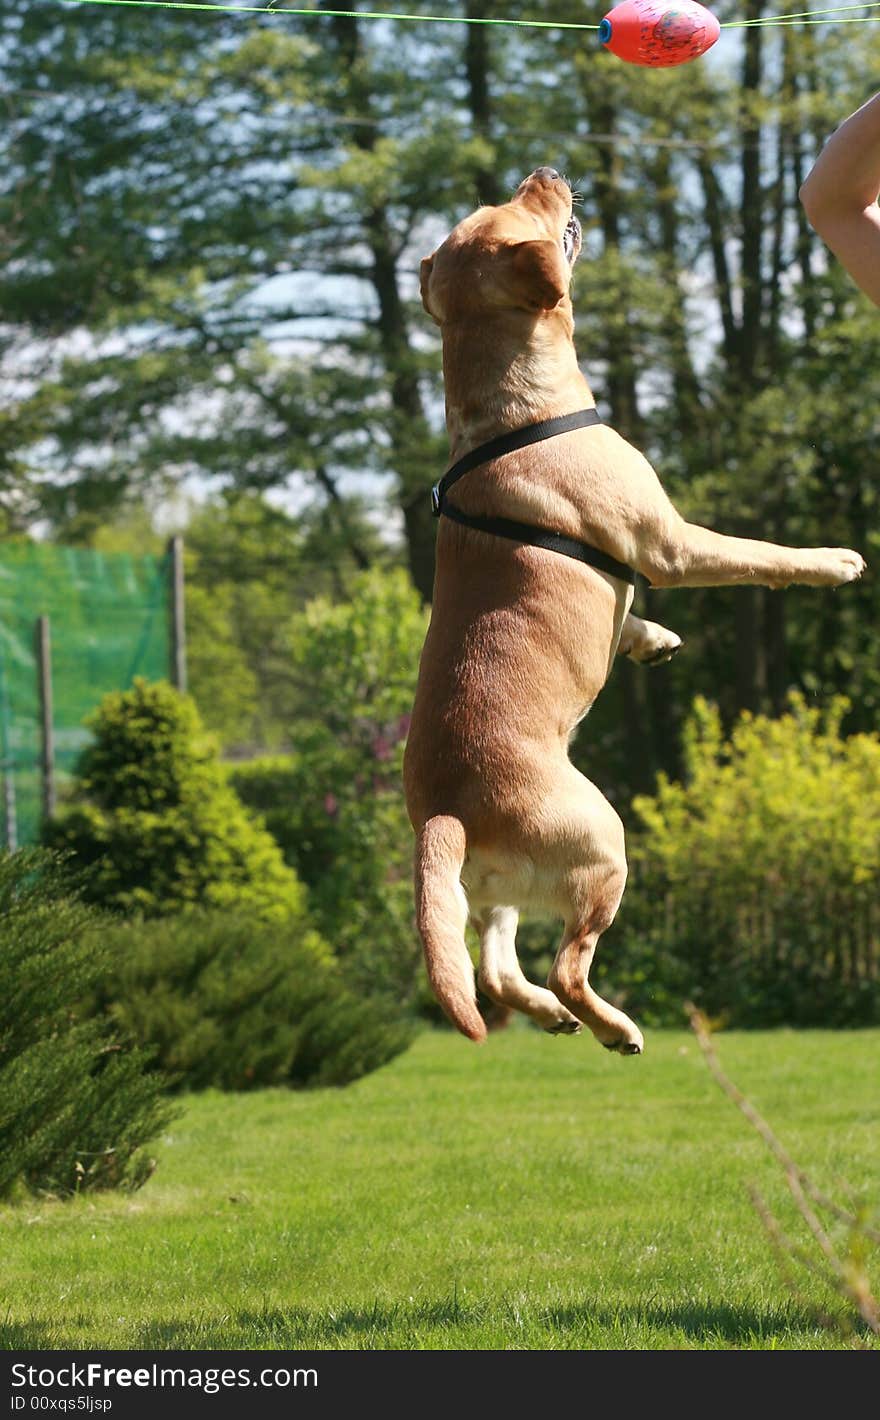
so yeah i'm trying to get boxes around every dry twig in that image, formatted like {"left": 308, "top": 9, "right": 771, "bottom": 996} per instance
{"left": 687, "top": 1003, "right": 879, "bottom": 1339}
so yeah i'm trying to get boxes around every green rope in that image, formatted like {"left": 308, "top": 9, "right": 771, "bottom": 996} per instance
{"left": 41, "top": 0, "right": 880, "bottom": 32}
{"left": 726, "top": 1, "right": 880, "bottom": 24}
{"left": 728, "top": 13, "right": 880, "bottom": 20}
{"left": 51, "top": 0, "right": 601, "bottom": 28}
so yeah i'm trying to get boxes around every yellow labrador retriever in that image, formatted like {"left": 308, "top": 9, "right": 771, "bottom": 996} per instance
{"left": 403, "top": 167, "right": 866, "bottom": 1054}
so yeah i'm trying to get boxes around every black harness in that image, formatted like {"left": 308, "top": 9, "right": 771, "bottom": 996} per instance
{"left": 430, "top": 409, "right": 637, "bottom": 585}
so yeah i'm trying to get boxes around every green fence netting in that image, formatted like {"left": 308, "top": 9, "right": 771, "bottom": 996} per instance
{"left": 0, "top": 542, "right": 171, "bottom": 848}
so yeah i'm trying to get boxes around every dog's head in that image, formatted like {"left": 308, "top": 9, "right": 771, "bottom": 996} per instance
{"left": 420, "top": 168, "right": 581, "bottom": 327}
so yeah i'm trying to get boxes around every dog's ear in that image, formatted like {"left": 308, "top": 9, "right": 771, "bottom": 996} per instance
{"left": 505, "top": 239, "right": 569, "bottom": 311}
{"left": 420, "top": 253, "right": 439, "bottom": 322}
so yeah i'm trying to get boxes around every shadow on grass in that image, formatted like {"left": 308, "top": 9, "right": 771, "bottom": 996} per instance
{"left": 1, "top": 1320, "right": 72, "bottom": 1351}
{"left": 540, "top": 1298, "right": 826, "bottom": 1346}
{"left": 132, "top": 1294, "right": 836, "bottom": 1350}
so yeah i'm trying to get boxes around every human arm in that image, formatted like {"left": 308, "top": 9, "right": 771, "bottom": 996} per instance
{"left": 799, "top": 92, "right": 880, "bottom": 307}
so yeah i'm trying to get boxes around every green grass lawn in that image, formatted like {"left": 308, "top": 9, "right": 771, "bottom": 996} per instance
{"left": 2, "top": 1026, "right": 878, "bottom": 1350}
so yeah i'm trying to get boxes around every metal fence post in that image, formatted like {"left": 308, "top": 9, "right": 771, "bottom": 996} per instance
{"left": 169, "top": 535, "right": 187, "bottom": 693}
{"left": 37, "top": 614, "right": 56, "bottom": 822}
{"left": 0, "top": 639, "right": 17, "bottom": 851}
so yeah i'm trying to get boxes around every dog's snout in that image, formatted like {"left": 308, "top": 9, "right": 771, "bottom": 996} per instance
{"left": 534, "top": 166, "right": 561, "bottom": 182}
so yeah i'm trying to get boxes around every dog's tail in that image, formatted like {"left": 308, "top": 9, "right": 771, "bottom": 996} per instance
{"left": 414, "top": 814, "right": 486, "bottom": 1043}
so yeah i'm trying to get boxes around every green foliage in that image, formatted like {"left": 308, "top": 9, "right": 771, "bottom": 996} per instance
{"left": 89, "top": 910, "right": 414, "bottom": 1091}
{"left": 232, "top": 567, "right": 428, "bottom": 1002}
{"left": 44, "top": 678, "right": 303, "bottom": 919}
{"left": 601, "top": 696, "right": 880, "bottom": 1027}
{"left": 184, "top": 579, "right": 260, "bottom": 750}
{"left": 73, "top": 493, "right": 397, "bottom": 753}
{"left": 288, "top": 564, "right": 428, "bottom": 734}
{"left": 226, "top": 754, "right": 303, "bottom": 866}
{"left": 0, "top": 849, "right": 175, "bottom": 1199}
{"left": 4, "top": 5, "right": 880, "bottom": 797}
{"left": 636, "top": 694, "right": 880, "bottom": 887}
{"left": 182, "top": 493, "right": 393, "bottom": 751}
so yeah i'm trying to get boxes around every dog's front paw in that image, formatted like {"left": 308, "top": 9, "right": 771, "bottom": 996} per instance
{"left": 802, "top": 549, "right": 867, "bottom": 588}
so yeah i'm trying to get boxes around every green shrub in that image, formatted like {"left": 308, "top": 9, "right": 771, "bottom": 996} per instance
{"left": 601, "top": 695, "right": 880, "bottom": 1027}
{"left": 231, "top": 567, "right": 429, "bottom": 1004}
{"left": 89, "top": 910, "right": 415, "bottom": 1090}
{"left": 44, "top": 678, "right": 304, "bottom": 920}
{"left": 0, "top": 849, "right": 175, "bottom": 1198}
{"left": 226, "top": 754, "right": 303, "bottom": 867}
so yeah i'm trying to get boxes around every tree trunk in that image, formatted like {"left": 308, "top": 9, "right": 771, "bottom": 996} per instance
{"left": 734, "top": 574, "right": 767, "bottom": 713}
{"left": 589, "top": 93, "right": 646, "bottom": 446}
{"left": 738, "top": 2, "right": 765, "bottom": 385}
{"left": 583, "top": 91, "right": 657, "bottom": 780}
{"left": 653, "top": 146, "right": 704, "bottom": 433}
{"left": 617, "top": 658, "right": 658, "bottom": 795}
{"left": 790, "top": 37, "right": 819, "bottom": 341}
{"left": 763, "top": 585, "right": 788, "bottom": 716}
{"left": 465, "top": 0, "right": 503, "bottom": 205}
{"left": 697, "top": 152, "right": 738, "bottom": 365}
{"left": 327, "top": 8, "right": 437, "bottom": 599}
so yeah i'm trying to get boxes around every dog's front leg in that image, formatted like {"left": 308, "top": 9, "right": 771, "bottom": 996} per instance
{"left": 618, "top": 612, "right": 683, "bottom": 666}
{"left": 640, "top": 519, "right": 866, "bottom": 591}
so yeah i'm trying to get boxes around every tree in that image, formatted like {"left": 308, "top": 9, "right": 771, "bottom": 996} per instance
{"left": 0, "top": 5, "right": 469, "bottom": 591}
{"left": 232, "top": 567, "right": 429, "bottom": 1001}
{"left": 80, "top": 490, "right": 396, "bottom": 749}
{"left": 0, "top": 849, "right": 175, "bottom": 1198}
{"left": 2, "top": 4, "right": 879, "bottom": 803}
{"left": 43, "top": 678, "right": 305, "bottom": 917}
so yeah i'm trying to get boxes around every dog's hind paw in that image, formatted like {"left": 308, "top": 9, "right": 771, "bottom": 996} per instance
{"left": 628, "top": 624, "right": 683, "bottom": 666}
{"left": 599, "top": 1016, "right": 645, "bottom": 1055}
{"left": 640, "top": 638, "right": 683, "bottom": 666}
{"left": 622, "top": 615, "right": 683, "bottom": 667}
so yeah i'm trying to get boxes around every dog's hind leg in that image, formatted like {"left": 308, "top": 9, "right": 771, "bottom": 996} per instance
{"left": 546, "top": 829, "right": 644, "bottom": 1055}
{"left": 475, "top": 906, "right": 582, "bottom": 1034}
{"left": 549, "top": 914, "right": 643, "bottom": 1054}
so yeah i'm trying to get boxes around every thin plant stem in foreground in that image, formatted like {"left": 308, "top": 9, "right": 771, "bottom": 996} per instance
{"left": 687, "top": 1004, "right": 879, "bottom": 1339}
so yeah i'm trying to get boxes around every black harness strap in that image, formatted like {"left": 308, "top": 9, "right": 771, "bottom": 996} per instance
{"left": 430, "top": 408, "right": 637, "bottom": 586}
{"left": 432, "top": 408, "right": 603, "bottom": 510}
{"left": 439, "top": 502, "right": 637, "bottom": 583}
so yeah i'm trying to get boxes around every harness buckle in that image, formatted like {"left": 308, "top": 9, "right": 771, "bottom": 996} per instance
{"left": 430, "top": 482, "right": 442, "bottom": 517}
